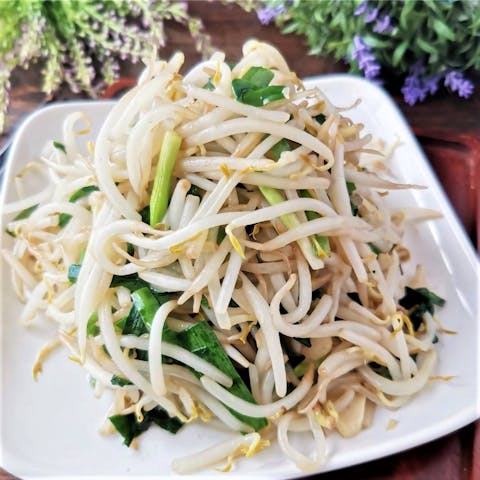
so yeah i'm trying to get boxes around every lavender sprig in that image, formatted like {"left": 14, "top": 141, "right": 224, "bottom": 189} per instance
{"left": 0, "top": 0, "right": 214, "bottom": 134}
{"left": 444, "top": 71, "right": 475, "bottom": 98}
{"left": 351, "top": 35, "right": 381, "bottom": 80}
{"left": 402, "top": 67, "right": 474, "bottom": 105}
{"left": 257, "top": 4, "right": 286, "bottom": 25}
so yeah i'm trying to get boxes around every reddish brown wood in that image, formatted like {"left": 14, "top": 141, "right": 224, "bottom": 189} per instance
{"left": 0, "top": 2, "right": 478, "bottom": 479}
{"left": 473, "top": 423, "right": 480, "bottom": 480}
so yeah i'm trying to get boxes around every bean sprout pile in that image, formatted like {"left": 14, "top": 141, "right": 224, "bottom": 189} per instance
{"left": 2, "top": 41, "right": 445, "bottom": 474}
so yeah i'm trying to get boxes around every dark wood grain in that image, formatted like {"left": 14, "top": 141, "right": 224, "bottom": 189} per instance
{"left": 1, "top": 2, "right": 478, "bottom": 479}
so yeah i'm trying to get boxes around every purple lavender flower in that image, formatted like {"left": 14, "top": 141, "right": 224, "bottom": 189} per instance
{"left": 354, "top": 1, "right": 368, "bottom": 16}
{"left": 409, "top": 60, "right": 426, "bottom": 77}
{"left": 423, "top": 74, "right": 442, "bottom": 95}
{"left": 444, "top": 71, "right": 474, "bottom": 98}
{"left": 373, "top": 14, "right": 393, "bottom": 33}
{"left": 364, "top": 7, "right": 379, "bottom": 24}
{"left": 401, "top": 74, "right": 428, "bottom": 105}
{"left": 257, "top": 4, "right": 286, "bottom": 25}
{"left": 401, "top": 66, "right": 444, "bottom": 105}
{"left": 351, "top": 35, "right": 381, "bottom": 80}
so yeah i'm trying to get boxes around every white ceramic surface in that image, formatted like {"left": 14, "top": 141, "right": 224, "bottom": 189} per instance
{"left": 1, "top": 75, "right": 479, "bottom": 480}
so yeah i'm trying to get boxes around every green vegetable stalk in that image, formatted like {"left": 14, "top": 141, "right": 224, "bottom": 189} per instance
{"left": 149, "top": 130, "right": 182, "bottom": 226}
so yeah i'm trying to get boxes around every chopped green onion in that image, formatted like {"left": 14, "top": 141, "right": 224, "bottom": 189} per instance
{"left": 131, "top": 287, "right": 161, "bottom": 332}
{"left": 399, "top": 286, "right": 446, "bottom": 330}
{"left": 111, "top": 375, "right": 133, "bottom": 387}
{"left": 58, "top": 214, "right": 71, "bottom": 228}
{"left": 175, "top": 321, "right": 267, "bottom": 431}
{"left": 87, "top": 312, "right": 99, "bottom": 336}
{"left": 69, "top": 185, "right": 99, "bottom": 202}
{"left": 68, "top": 263, "right": 81, "bottom": 284}
{"left": 241, "top": 66, "right": 274, "bottom": 87}
{"left": 149, "top": 130, "right": 182, "bottom": 226}
{"left": 5, "top": 204, "right": 39, "bottom": 237}
{"left": 233, "top": 81, "right": 285, "bottom": 107}
{"left": 346, "top": 181, "right": 359, "bottom": 216}
{"left": 299, "top": 189, "right": 331, "bottom": 257}
{"left": 59, "top": 185, "right": 99, "bottom": 227}
{"left": 232, "top": 66, "right": 286, "bottom": 107}
{"left": 258, "top": 186, "right": 298, "bottom": 230}
{"left": 139, "top": 205, "right": 150, "bottom": 224}
{"left": 53, "top": 141, "right": 66, "bottom": 153}
{"left": 266, "top": 138, "right": 291, "bottom": 161}
{"left": 187, "top": 184, "right": 202, "bottom": 197}
{"left": 216, "top": 225, "right": 227, "bottom": 245}
{"left": 110, "top": 407, "right": 183, "bottom": 446}
{"left": 13, "top": 204, "right": 38, "bottom": 221}
{"left": 294, "top": 358, "right": 322, "bottom": 378}
{"left": 315, "top": 113, "right": 326, "bottom": 124}
{"left": 260, "top": 186, "right": 329, "bottom": 258}
{"left": 201, "top": 295, "right": 210, "bottom": 309}
{"left": 203, "top": 78, "right": 215, "bottom": 91}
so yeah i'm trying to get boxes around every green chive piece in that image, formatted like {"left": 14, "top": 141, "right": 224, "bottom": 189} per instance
{"left": 149, "top": 130, "right": 182, "bottom": 226}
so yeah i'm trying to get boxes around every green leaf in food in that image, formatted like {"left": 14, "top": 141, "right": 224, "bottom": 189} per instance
{"left": 110, "top": 407, "right": 183, "bottom": 446}
{"left": 110, "top": 273, "right": 169, "bottom": 304}
{"left": 5, "top": 204, "right": 39, "bottom": 237}
{"left": 399, "top": 286, "right": 445, "bottom": 330}
{"left": 216, "top": 225, "right": 227, "bottom": 245}
{"left": 187, "top": 184, "right": 202, "bottom": 198}
{"left": 87, "top": 312, "right": 100, "bottom": 336}
{"left": 200, "top": 295, "right": 210, "bottom": 309}
{"left": 175, "top": 321, "right": 267, "bottom": 431}
{"left": 346, "top": 181, "right": 359, "bottom": 216}
{"left": 122, "top": 287, "right": 163, "bottom": 335}
{"left": 139, "top": 205, "right": 150, "bottom": 224}
{"left": 69, "top": 185, "right": 99, "bottom": 202}
{"left": 266, "top": 138, "right": 291, "bottom": 161}
{"left": 369, "top": 361, "right": 392, "bottom": 379}
{"left": 149, "top": 130, "right": 182, "bottom": 226}
{"left": 68, "top": 263, "right": 81, "bottom": 284}
{"left": 59, "top": 185, "right": 99, "bottom": 227}
{"left": 53, "top": 141, "right": 66, "bottom": 153}
{"left": 118, "top": 285, "right": 266, "bottom": 431}
{"left": 203, "top": 78, "right": 215, "bottom": 91}
{"left": 13, "top": 204, "right": 38, "bottom": 221}
{"left": 294, "top": 357, "right": 322, "bottom": 378}
{"left": 58, "top": 213, "right": 72, "bottom": 228}
{"left": 241, "top": 85, "right": 286, "bottom": 107}
{"left": 241, "top": 66, "right": 274, "bottom": 88}
{"left": 111, "top": 375, "right": 133, "bottom": 387}
{"left": 299, "top": 189, "right": 331, "bottom": 257}
{"left": 232, "top": 66, "right": 286, "bottom": 107}
{"left": 260, "top": 186, "right": 329, "bottom": 258}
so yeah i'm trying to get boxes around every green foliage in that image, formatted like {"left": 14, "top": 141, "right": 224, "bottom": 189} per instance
{"left": 250, "top": 0, "right": 479, "bottom": 78}
{"left": 0, "top": 0, "right": 213, "bottom": 132}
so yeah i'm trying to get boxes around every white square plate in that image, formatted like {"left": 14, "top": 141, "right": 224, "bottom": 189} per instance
{"left": 1, "top": 75, "right": 479, "bottom": 479}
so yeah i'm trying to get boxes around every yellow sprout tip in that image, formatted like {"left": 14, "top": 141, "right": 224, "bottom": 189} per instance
{"left": 228, "top": 232, "right": 245, "bottom": 259}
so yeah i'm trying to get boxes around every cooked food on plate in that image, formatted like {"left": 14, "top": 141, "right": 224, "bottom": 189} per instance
{"left": 2, "top": 40, "right": 445, "bottom": 473}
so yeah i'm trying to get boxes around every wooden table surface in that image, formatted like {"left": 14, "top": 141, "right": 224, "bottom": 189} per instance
{"left": 1, "top": 2, "right": 478, "bottom": 479}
